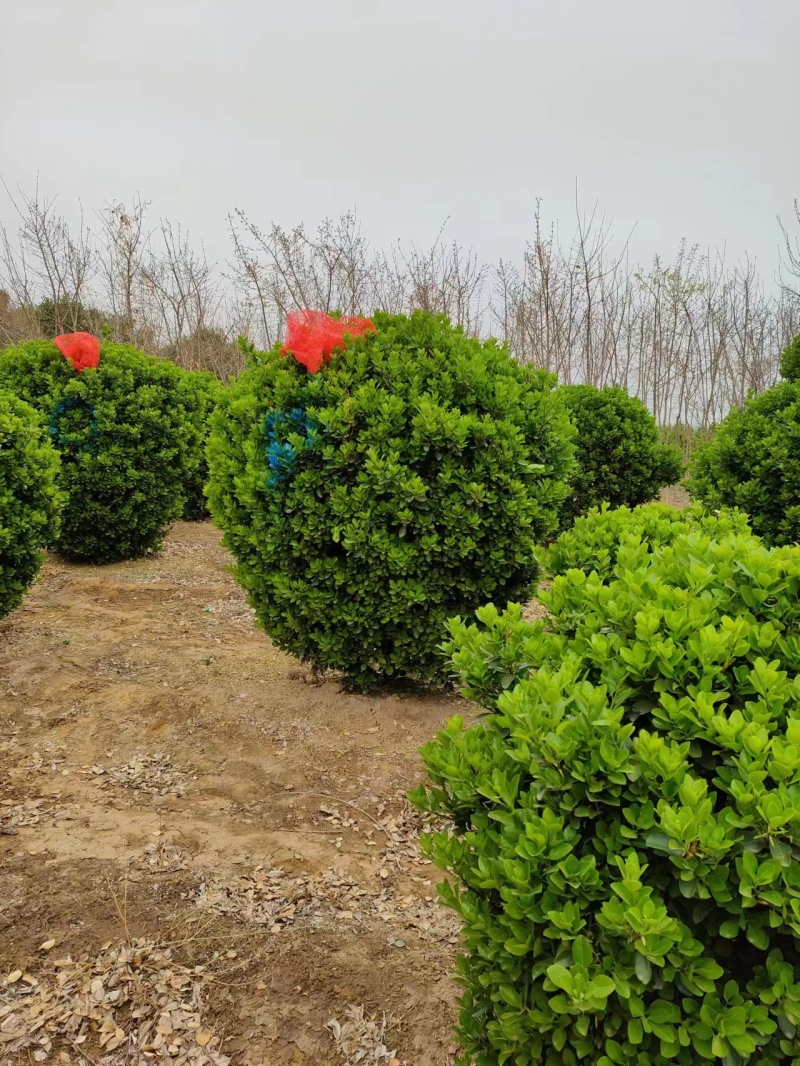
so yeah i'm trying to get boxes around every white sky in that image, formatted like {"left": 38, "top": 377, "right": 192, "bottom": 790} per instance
{"left": 2, "top": 0, "right": 798, "bottom": 281}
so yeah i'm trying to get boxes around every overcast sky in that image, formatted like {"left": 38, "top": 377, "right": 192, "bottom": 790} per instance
{"left": 2, "top": 0, "right": 798, "bottom": 282}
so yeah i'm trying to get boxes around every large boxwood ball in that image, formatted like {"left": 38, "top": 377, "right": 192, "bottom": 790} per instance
{"left": 0, "top": 339, "right": 195, "bottom": 563}
{"left": 207, "top": 310, "right": 575, "bottom": 688}
{"left": 179, "top": 369, "right": 224, "bottom": 521}
{"left": 559, "top": 384, "right": 683, "bottom": 524}
{"left": 0, "top": 390, "right": 62, "bottom": 619}
{"left": 689, "top": 381, "right": 800, "bottom": 546}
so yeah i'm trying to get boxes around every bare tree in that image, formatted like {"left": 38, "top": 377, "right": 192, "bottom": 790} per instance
{"left": 228, "top": 210, "right": 384, "bottom": 347}
{"left": 2, "top": 183, "right": 798, "bottom": 427}
{"left": 493, "top": 203, "right": 798, "bottom": 433}
{"left": 388, "top": 224, "right": 489, "bottom": 333}
{"left": 228, "top": 210, "right": 490, "bottom": 346}
{"left": 0, "top": 180, "right": 95, "bottom": 335}
{"left": 95, "top": 196, "right": 152, "bottom": 346}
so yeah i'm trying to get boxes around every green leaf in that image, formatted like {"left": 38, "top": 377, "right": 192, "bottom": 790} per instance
{"left": 546, "top": 964, "right": 574, "bottom": 994}
{"left": 635, "top": 953, "right": 652, "bottom": 985}
{"left": 591, "top": 975, "right": 615, "bottom": 998}
{"left": 572, "top": 936, "right": 593, "bottom": 968}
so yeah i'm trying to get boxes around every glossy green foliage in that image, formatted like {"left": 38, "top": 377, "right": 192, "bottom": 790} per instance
{"left": 689, "top": 383, "right": 800, "bottom": 546}
{"left": 0, "top": 340, "right": 194, "bottom": 563}
{"left": 207, "top": 310, "right": 575, "bottom": 689}
{"left": 180, "top": 370, "right": 224, "bottom": 520}
{"left": 543, "top": 502, "right": 752, "bottom": 581}
{"left": 560, "top": 385, "right": 683, "bottom": 524}
{"left": 417, "top": 530, "right": 800, "bottom": 1065}
{"left": 780, "top": 335, "right": 800, "bottom": 384}
{"left": 0, "top": 390, "right": 62, "bottom": 618}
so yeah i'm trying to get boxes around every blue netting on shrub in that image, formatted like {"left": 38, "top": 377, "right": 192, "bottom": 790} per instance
{"left": 48, "top": 395, "right": 98, "bottom": 451}
{"left": 263, "top": 407, "right": 319, "bottom": 487}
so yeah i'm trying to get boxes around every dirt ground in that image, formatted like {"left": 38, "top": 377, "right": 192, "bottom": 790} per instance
{"left": 0, "top": 522, "right": 471, "bottom": 1066}
{"left": 0, "top": 487, "right": 692, "bottom": 1065}
{"left": 659, "top": 484, "right": 691, "bottom": 509}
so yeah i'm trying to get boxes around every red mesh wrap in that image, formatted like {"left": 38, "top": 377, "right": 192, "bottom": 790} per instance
{"left": 281, "top": 311, "right": 376, "bottom": 374}
{"left": 54, "top": 332, "right": 101, "bottom": 373}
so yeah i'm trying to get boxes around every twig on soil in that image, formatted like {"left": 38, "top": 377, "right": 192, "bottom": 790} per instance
{"left": 104, "top": 866, "right": 131, "bottom": 942}
{"left": 67, "top": 1037, "right": 102, "bottom": 1066}
{"left": 271, "top": 791, "right": 392, "bottom": 837}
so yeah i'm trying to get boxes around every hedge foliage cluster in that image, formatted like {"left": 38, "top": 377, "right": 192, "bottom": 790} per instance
{"left": 0, "top": 390, "right": 62, "bottom": 619}
{"left": 542, "top": 501, "right": 752, "bottom": 581}
{"left": 559, "top": 384, "right": 683, "bottom": 524}
{"left": 179, "top": 369, "right": 224, "bottom": 520}
{"left": 0, "top": 340, "right": 198, "bottom": 563}
{"left": 207, "top": 310, "right": 576, "bottom": 688}
{"left": 417, "top": 518, "right": 800, "bottom": 1065}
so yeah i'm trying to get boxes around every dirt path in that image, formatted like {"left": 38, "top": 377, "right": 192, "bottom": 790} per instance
{"left": 0, "top": 523, "right": 469, "bottom": 1065}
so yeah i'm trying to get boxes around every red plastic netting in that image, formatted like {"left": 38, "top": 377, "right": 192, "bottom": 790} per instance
{"left": 281, "top": 310, "right": 376, "bottom": 374}
{"left": 54, "top": 332, "right": 101, "bottom": 373}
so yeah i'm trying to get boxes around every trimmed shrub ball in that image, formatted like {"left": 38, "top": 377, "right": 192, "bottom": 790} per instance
{"left": 0, "top": 338, "right": 195, "bottom": 563}
{"left": 689, "top": 381, "right": 800, "bottom": 546}
{"left": 179, "top": 369, "right": 224, "bottom": 520}
{"left": 0, "top": 390, "right": 62, "bottom": 618}
{"left": 207, "top": 310, "right": 575, "bottom": 689}
{"left": 559, "top": 384, "right": 683, "bottom": 525}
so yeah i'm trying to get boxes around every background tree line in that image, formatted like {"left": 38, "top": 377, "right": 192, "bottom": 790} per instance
{"left": 2, "top": 184, "right": 799, "bottom": 457}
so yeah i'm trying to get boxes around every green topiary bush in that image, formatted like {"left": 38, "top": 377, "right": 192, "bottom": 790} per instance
{"left": 179, "top": 369, "right": 224, "bottom": 520}
{"left": 688, "top": 382, "right": 800, "bottom": 546}
{"left": 542, "top": 501, "right": 752, "bottom": 580}
{"left": 0, "top": 390, "right": 62, "bottom": 619}
{"left": 559, "top": 384, "right": 683, "bottom": 525}
{"left": 780, "top": 335, "right": 800, "bottom": 384}
{"left": 416, "top": 529, "right": 800, "bottom": 1065}
{"left": 207, "top": 310, "right": 575, "bottom": 689}
{"left": 0, "top": 339, "right": 195, "bottom": 563}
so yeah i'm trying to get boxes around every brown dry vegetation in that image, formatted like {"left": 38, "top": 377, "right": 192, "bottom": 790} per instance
{"left": 0, "top": 523, "right": 470, "bottom": 1066}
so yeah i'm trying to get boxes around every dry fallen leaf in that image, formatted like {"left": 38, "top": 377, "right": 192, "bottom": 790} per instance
{"left": 0, "top": 937, "right": 229, "bottom": 1064}
{"left": 326, "top": 1004, "right": 398, "bottom": 1065}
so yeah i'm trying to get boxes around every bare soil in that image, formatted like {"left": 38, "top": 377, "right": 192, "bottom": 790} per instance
{"left": 0, "top": 523, "right": 470, "bottom": 1065}
{"left": 659, "top": 484, "right": 691, "bottom": 509}
{"left": 0, "top": 487, "right": 691, "bottom": 1065}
